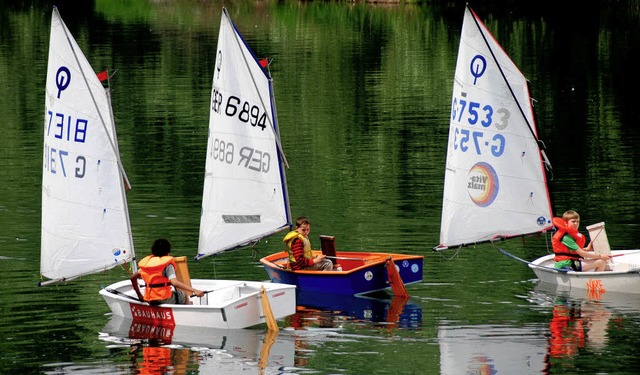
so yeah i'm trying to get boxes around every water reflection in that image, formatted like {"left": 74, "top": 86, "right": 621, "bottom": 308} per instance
{"left": 100, "top": 315, "right": 294, "bottom": 374}
{"left": 97, "top": 292, "right": 423, "bottom": 374}
{"left": 291, "top": 290, "right": 422, "bottom": 330}
{"left": 529, "top": 282, "right": 640, "bottom": 373}
{"left": 129, "top": 344, "right": 198, "bottom": 375}
{"left": 3, "top": 1, "right": 640, "bottom": 374}
{"left": 438, "top": 281, "right": 640, "bottom": 375}
{"left": 438, "top": 323, "right": 548, "bottom": 374}
{"left": 546, "top": 297, "right": 611, "bottom": 361}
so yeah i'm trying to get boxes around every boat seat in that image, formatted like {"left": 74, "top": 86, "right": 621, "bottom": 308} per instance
{"left": 320, "top": 235, "right": 337, "bottom": 265}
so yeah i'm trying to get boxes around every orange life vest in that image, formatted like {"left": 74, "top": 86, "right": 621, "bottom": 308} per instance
{"left": 551, "top": 217, "right": 586, "bottom": 262}
{"left": 139, "top": 346, "right": 172, "bottom": 374}
{"left": 138, "top": 255, "right": 176, "bottom": 301}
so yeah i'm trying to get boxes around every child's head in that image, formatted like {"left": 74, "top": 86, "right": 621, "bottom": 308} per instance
{"left": 295, "top": 216, "right": 310, "bottom": 228}
{"left": 562, "top": 210, "right": 581, "bottom": 229}
{"left": 295, "top": 216, "right": 311, "bottom": 237}
{"left": 151, "top": 238, "right": 172, "bottom": 256}
{"left": 562, "top": 210, "right": 580, "bottom": 222}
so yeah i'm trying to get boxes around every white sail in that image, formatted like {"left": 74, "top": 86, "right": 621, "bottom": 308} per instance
{"left": 437, "top": 6, "right": 553, "bottom": 249}
{"left": 40, "top": 7, "right": 134, "bottom": 283}
{"left": 196, "top": 8, "right": 291, "bottom": 260}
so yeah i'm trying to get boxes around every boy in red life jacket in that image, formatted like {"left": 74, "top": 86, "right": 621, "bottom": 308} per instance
{"left": 552, "top": 210, "right": 611, "bottom": 272}
{"left": 131, "top": 239, "right": 205, "bottom": 305}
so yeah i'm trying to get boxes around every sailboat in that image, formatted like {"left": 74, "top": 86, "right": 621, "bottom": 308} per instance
{"left": 436, "top": 4, "right": 640, "bottom": 295}
{"left": 261, "top": 241, "right": 423, "bottom": 296}
{"left": 194, "top": 7, "right": 292, "bottom": 264}
{"left": 40, "top": 7, "right": 296, "bottom": 329}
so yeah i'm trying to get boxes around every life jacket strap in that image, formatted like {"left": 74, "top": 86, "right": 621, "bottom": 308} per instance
{"left": 147, "top": 282, "right": 171, "bottom": 288}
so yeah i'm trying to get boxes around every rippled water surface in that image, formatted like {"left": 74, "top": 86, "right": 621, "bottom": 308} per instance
{"left": 1, "top": 1, "right": 640, "bottom": 374}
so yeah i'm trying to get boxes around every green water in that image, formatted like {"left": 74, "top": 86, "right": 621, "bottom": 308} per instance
{"left": 1, "top": 1, "right": 640, "bottom": 373}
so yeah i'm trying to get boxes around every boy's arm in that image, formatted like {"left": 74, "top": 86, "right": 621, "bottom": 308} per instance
{"left": 169, "top": 278, "right": 204, "bottom": 297}
{"left": 130, "top": 271, "right": 144, "bottom": 301}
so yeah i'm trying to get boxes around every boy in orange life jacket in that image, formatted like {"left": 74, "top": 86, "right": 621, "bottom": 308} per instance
{"left": 552, "top": 210, "right": 612, "bottom": 272}
{"left": 130, "top": 239, "right": 205, "bottom": 305}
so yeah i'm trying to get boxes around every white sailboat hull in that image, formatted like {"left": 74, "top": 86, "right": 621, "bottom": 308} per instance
{"left": 529, "top": 250, "right": 640, "bottom": 294}
{"left": 100, "top": 279, "right": 296, "bottom": 329}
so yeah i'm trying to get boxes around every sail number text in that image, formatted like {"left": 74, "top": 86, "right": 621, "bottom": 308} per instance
{"left": 451, "top": 96, "right": 509, "bottom": 157}
{"left": 43, "top": 110, "right": 88, "bottom": 178}
{"left": 211, "top": 89, "right": 268, "bottom": 130}
{"left": 211, "top": 138, "right": 271, "bottom": 173}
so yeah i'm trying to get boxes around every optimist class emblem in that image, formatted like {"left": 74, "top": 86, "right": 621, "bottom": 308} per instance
{"left": 467, "top": 162, "right": 499, "bottom": 207}
{"left": 364, "top": 271, "right": 373, "bottom": 281}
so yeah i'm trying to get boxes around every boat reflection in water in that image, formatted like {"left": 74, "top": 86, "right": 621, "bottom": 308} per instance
{"left": 529, "top": 281, "right": 640, "bottom": 369}
{"left": 99, "top": 291, "right": 423, "bottom": 373}
{"left": 100, "top": 315, "right": 294, "bottom": 374}
{"left": 288, "top": 290, "right": 422, "bottom": 330}
{"left": 283, "top": 290, "right": 423, "bottom": 368}
{"left": 532, "top": 280, "right": 640, "bottom": 315}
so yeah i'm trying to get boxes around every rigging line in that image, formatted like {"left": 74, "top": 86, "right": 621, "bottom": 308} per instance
{"left": 433, "top": 229, "right": 552, "bottom": 253}
{"left": 102, "top": 286, "right": 143, "bottom": 303}
{"left": 225, "top": 9, "right": 289, "bottom": 169}
{"left": 103, "top": 73, "right": 136, "bottom": 267}
{"left": 467, "top": 5, "right": 550, "bottom": 169}
{"left": 496, "top": 246, "right": 569, "bottom": 273}
{"left": 104, "top": 77, "right": 132, "bottom": 190}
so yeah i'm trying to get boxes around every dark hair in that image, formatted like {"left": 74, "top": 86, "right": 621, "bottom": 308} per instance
{"left": 295, "top": 216, "right": 310, "bottom": 227}
{"left": 151, "top": 238, "right": 172, "bottom": 256}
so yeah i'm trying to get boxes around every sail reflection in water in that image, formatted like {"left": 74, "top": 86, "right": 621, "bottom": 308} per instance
{"left": 439, "top": 323, "right": 548, "bottom": 375}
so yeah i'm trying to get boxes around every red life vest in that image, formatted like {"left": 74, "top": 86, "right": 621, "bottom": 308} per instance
{"left": 138, "top": 255, "right": 176, "bottom": 301}
{"left": 551, "top": 217, "right": 586, "bottom": 262}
